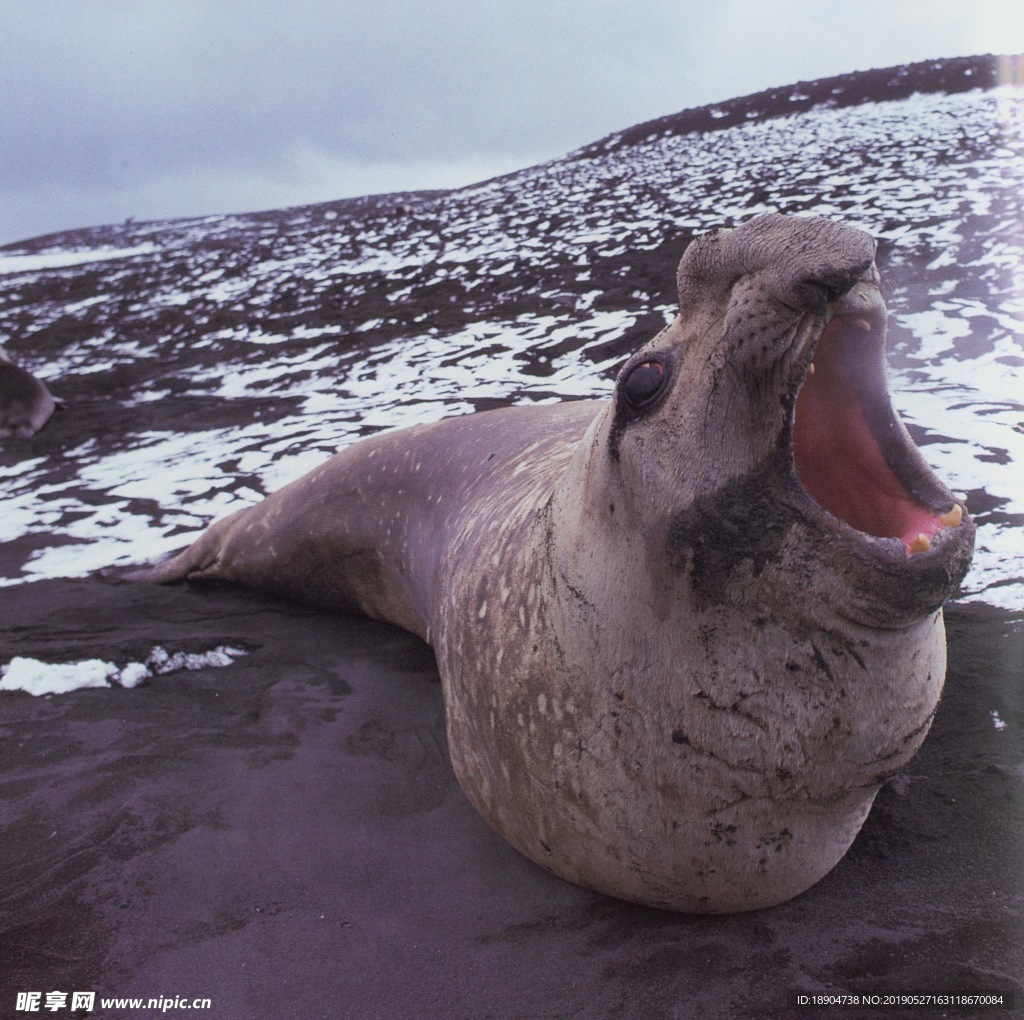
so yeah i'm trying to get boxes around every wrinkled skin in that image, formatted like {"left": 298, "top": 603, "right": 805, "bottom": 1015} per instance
{"left": 135, "top": 214, "right": 975, "bottom": 912}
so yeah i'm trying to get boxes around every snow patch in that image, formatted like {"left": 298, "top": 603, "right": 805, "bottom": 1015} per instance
{"left": 0, "top": 245, "right": 158, "bottom": 275}
{"left": 0, "top": 645, "right": 248, "bottom": 696}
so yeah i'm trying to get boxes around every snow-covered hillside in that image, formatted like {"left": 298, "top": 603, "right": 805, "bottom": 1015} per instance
{"left": 1, "top": 57, "right": 1022, "bottom": 608}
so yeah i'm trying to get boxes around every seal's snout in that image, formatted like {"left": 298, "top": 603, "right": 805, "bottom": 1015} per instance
{"left": 676, "top": 212, "right": 877, "bottom": 313}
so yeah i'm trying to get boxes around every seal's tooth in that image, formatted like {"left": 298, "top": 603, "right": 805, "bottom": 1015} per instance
{"left": 940, "top": 503, "right": 963, "bottom": 528}
{"left": 807, "top": 362, "right": 815, "bottom": 376}
{"left": 908, "top": 533, "right": 932, "bottom": 555}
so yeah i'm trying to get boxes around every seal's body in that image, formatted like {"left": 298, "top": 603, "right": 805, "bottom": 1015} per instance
{"left": 0, "top": 345, "right": 56, "bottom": 438}
{"left": 137, "top": 215, "right": 974, "bottom": 911}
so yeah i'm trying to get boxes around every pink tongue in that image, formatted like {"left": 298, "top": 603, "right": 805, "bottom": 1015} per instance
{"left": 794, "top": 374, "right": 945, "bottom": 555}
{"left": 900, "top": 510, "right": 945, "bottom": 550}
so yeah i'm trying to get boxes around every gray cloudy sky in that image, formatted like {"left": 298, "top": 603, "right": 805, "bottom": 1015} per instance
{"left": 3, "top": 0, "right": 1023, "bottom": 246}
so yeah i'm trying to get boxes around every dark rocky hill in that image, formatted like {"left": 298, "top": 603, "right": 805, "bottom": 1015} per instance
{"left": 0, "top": 55, "right": 1020, "bottom": 605}
{"left": 573, "top": 53, "right": 1023, "bottom": 157}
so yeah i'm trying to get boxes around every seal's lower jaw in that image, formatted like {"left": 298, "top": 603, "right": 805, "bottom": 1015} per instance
{"left": 791, "top": 312, "right": 973, "bottom": 576}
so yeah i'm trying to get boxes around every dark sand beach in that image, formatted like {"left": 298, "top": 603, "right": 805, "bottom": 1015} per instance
{"left": 1, "top": 573, "right": 1020, "bottom": 1017}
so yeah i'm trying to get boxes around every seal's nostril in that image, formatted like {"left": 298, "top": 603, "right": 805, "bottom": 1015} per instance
{"left": 792, "top": 281, "right": 831, "bottom": 316}
{"left": 794, "top": 262, "right": 875, "bottom": 315}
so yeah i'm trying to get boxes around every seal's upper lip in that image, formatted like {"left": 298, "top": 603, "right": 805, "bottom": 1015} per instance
{"left": 790, "top": 302, "right": 968, "bottom": 561}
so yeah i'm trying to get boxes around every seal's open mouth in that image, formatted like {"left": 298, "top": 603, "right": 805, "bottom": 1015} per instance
{"left": 792, "top": 314, "right": 963, "bottom": 558}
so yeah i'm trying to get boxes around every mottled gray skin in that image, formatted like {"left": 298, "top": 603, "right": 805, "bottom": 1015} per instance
{"left": 138, "top": 214, "right": 974, "bottom": 912}
{"left": 0, "top": 345, "right": 57, "bottom": 438}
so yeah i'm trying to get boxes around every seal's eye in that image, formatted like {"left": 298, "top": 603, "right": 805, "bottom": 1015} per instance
{"left": 621, "top": 358, "right": 668, "bottom": 412}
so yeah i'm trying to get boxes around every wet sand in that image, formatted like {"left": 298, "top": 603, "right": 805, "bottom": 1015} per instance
{"left": 1, "top": 575, "right": 1020, "bottom": 1018}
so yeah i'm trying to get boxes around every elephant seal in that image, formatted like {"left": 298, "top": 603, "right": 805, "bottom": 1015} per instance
{"left": 0, "top": 344, "right": 57, "bottom": 438}
{"left": 135, "top": 214, "right": 975, "bottom": 912}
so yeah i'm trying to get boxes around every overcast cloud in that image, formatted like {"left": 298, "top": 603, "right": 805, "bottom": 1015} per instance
{"left": 3, "top": 0, "right": 1023, "bottom": 245}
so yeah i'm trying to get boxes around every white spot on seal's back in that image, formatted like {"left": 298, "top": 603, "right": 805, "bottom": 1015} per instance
{"left": 478, "top": 601, "right": 487, "bottom": 619}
